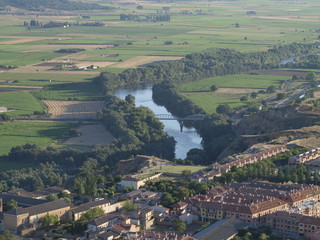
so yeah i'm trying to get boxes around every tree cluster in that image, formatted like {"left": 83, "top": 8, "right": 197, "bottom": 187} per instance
{"left": 0, "top": 0, "right": 111, "bottom": 11}
{"left": 144, "top": 180, "right": 215, "bottom": 207}
{"left": 99, "top": 92, "right": 176, "bottom": 161}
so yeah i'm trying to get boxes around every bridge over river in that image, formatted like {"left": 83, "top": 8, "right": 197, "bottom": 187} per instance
{"left": 154, "top": 114, "right": 206, "bottom": 121}
{"left": 154, "top": 114, "right": 206, "bottom": 131}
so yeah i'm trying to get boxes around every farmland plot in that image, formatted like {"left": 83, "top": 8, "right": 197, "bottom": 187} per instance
{"left": 43, "top": 100, "right": 104, "bottom": 120}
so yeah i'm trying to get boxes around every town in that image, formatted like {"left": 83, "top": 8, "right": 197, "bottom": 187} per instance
{"left": 1, "top": 145, "right": 320, "bottom": 239}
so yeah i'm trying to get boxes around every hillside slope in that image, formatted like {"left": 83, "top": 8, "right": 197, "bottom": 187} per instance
{"left": 217, "top": 104, "right": 320, "bottom": 160}
{"left": 0, "top": 0, "right": 109, "bottom": 11}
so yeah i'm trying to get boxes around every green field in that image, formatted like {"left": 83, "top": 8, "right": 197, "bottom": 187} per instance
{"left": 0, "top": 0, "right": 319, "bottom": 68}
{"left": 182, "top": 91, "right": 264, "bottom": 114}
{"left": 157, "top": 165, "right": 206, "bottom": 174}
{"left": 0, "top": 92, "right": 44, "bottom": 117}
{"left": 178, "top": 74, "right": 290, "bottom": 91}
{"left": 32, "top": 81, "right": 103, "bottom": 101}
{"left": 0, "top": 72, "right": 97, "bottom": 86}
{"left": 177, "top": 74, "right": 290, "bottom": 113}
{"left": 0, "top": 121, "right": 77, "bottom": 156}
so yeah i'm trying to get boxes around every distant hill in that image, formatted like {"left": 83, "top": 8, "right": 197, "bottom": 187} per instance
{"left": 0, "top": 0, "right": 111, "bottom": 11}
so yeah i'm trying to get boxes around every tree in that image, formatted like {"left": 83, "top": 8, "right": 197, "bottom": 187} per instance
{"left": 174, "top": 219, "right": 186, "bottom": 234}
{"left": 240, "top": 96, "right": 248, "bottom": 102}
{"left": 177, "top": 187, "right": 190, "bottom": 200}
{"left": 216, "top": 104, "right": 233, "bottom": 115}
{"left": 80, "top": 158, "right": 98, "bottom": 173}
{"left": 4, "top": 199, "right": 18, "bottom": 211}
{"left": 125, "top": 94, "right": 135, "bottom": 105}
{"left": 39, "top": 214, "right": 59, "bottom": 226}
{"left": 74, "top": 176, "right": 85, "bottom": 194}
{"left": 250, "top": 92, "right": 258, "bottom": 98}
{"left": 79, "top": 207, "right": 104, "bottom": 223}
{"left": 266, "top": 85, "right": 276, "bottom": 93}
{"left": 122, "top": 201, "right": 138, "bottom": 211}
{"left": 46, "top": 194, "right": 58, "bottom": 201}
{"left": 0, "top": 114, "right": 10, "bottom": 122}
{"left": 276, "top": 93, "right": 286, "bottom": 100}
{"left": 181, "top": 170, "right": 192, "bottom": 179}
{"left": 210, "top": 85, "right": 218, "bottom": 91}
{"left": 292, "top": 75, "right": 299, "bottom": 80}
{"left": 160, "top": 192, "right": 175, "bottom": 207}
{"left": 306, "top": 72, "right": 316, "bottom": 81}
{"left": 259, "top": 233, "right": 269, "bottom": 240}
{"left": 0, "top": 230, "right": 15, "bottom": 240}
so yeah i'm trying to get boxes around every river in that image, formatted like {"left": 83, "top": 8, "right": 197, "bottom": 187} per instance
{"left": 114, "top": 84, "right": 202, "bottom": 159}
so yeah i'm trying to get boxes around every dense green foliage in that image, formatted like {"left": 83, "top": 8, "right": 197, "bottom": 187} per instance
{"left": 144, "top": 180, "right": 216, "bottom": 207}
{"left": 99, "top": 92, "right": 176, "bottom": 160}
{"left": 39, "top": 214, "right": 59, "bottom": 226}
{"left": 0, "top": 0, "right": 110, "bottom": 11}
{"left": 0, "top": 162, "right": 67, "bottom": 192}
{"left": 0, "top": 231, "right": 15, "bottom": 240}
{"left": 233, "top": 227, "right": 280, "bottom": 240}
{"left": 55, "top": 48, "right": 85, "bottom": 54}
{"left": 285, "top": 54, "right": 320, "bottom": 69}
{"left": 98, "top": 44, "right": 319, "bottom": 91}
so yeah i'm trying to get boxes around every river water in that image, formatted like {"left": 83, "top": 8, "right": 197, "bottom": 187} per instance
{"left": 114, "top": 84, "right": 202, "bottom": 159}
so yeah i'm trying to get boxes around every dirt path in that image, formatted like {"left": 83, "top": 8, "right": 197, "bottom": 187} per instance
{"left": 217, "top": 88, "right": 261, "bottom": 94}
{"left": 0, "top": 36, "right": 70, "bottom": 45}
{"left": 111, "top": 56, "right": 183, "bottom": 68}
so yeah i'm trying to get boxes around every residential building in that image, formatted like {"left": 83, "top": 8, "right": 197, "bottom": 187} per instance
{"left": 179, "top": 181, "right": 320, "bottom": 226}
{"left": 220, "top": 146, "right": 287, "bottom": 174}
{"left": 70, "top": 199, "right": 125, "bottom": 221}
{"left": 289, "top": 148, "right": 320, "bottom": 165}
{"left": 266, "top": 211, "right": 320, "bottom": 236}
{"left": 3, "top": 199, "right": 71, "bottom": 231}
{"left": 136, "top": 232, "right": 197, "bottom": 240}
{"left": 87, "top": 213, "right": 128, "bottom": 233}
{"left": 119, "top": 173, "right": 162, "bottom": 190}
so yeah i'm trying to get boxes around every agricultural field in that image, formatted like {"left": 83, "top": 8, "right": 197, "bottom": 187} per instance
{"left": 43, "top": 100, "right": 105, "bottom": 119}
{"left": 0, "top": 91, "right": 44, "bottom": 117}
{"left": 63, "top": 124, "right": 113, "bottom": 146}
{"left": 178, "top": 74, "right": 290, "bottom": 91}
{"left": 178, "top": 74, "right": 291, "bottom": 113}
{"left": 0, "top": 121, "right": 77, "bottom": 156}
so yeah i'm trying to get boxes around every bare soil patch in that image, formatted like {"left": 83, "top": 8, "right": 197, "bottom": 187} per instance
{"left": 75, "top": 61, "right": 116, "bottom": 68}
{"left": 59, "top": 33, "right": 151, "bottom": 39}
{"left": 43, "top": 100, "right": 104, "bottom": 120}
{"left": 255, "top": 16, "right": 318, "bottom": 22}
{"left": 217, "top": 88, "right": 261, "bottom": 94}
{"left": 64, "top": 124, "right": 113, "bottom": 146}
{"left": 111, "top": 56, "right": 183, "bottom": 68}
{"left": 0, "top": 36, "right": 70, "bottom": 45}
